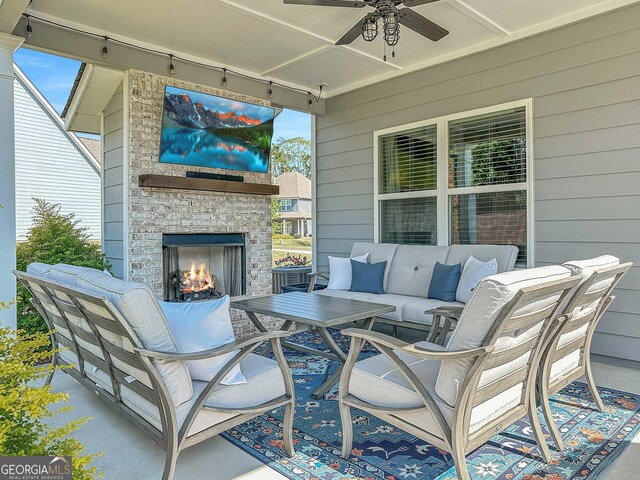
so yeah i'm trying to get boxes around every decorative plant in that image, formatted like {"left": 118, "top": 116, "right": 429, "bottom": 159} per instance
{"left": 0, "top": 325, "right": 102, "bottom": 479}
{"left": 16, "top": 199, "right": 110, "bottom": 335}
{"left": 275, "top": 254, "right": 310, "bottom": 267}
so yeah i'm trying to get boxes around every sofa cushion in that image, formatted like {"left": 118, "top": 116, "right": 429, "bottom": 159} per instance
{"left": 71, "top": 269, "right": 193, "bottom": 407}
{"left": 428, "top": 262, "right": 461, "bottom": 302}
{"left": 402, "top": 298, "right": 465, "bottom": 326}
{"left": 385, "top": 246, "right": 449, "bottom": 297}
{"left": 352, "top": 293, "right": 418, "bottom": 322}
{"left": 160, "top": 297, "right": 246, "bottom": 385}
{"left": 350, "top": 260, "right": 386, "bottom": 294}
{"left": 456, "top": 255, "right": 498, "bottom": 304}
{"left": 350, "top": 243, "right": 398, "bottom": 291}
{"left": 326, "top": 253, "right": 369, "bottom": 290}
{"left": 49, "top": 263, "right": 106, "bottom": 287}
{"left": 313, "top": 289, "right": 363, "bottom": 300}
{"left": 26, "top": 263, "right": 53, "bottom": 277}
{"left": 436, "top": 265, "right": 572, "bottom": 406}
{"left": 445, "top": 244, "right": 518, "bottom": 274}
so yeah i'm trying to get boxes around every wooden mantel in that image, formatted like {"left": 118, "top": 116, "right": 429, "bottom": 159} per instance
{"left": 138, "top": 174, "right": 279, "bottom": 196}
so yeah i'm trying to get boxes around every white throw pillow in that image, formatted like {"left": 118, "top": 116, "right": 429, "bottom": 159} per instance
{"left": 160, "top": 296, "right": 246, "bottom": 385}
{"left": 326, "top": 253, "right": 369, "bottom": 290}
{"left": 455, "top": 255, "right": 498, "bottom": 303}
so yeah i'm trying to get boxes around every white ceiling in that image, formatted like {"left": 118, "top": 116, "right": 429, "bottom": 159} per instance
{"left": 25, "top": 0, "right": 640, "bottom": 98}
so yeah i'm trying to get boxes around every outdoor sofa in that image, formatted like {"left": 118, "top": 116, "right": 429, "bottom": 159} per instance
{"left": 15, "top": 263, "right": 295, "bottom": 480}
{"left": 309, "top": 242, "right": 519, "bottom": 335}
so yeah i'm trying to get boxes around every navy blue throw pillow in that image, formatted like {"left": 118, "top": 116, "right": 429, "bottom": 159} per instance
{"left": 349, "top": 260, "right": 386, "bottom": 294}
{"left": 428, "top": 262, "right": 462, "bottom": 302}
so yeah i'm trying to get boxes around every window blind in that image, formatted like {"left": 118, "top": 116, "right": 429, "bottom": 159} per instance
{"left": 449, "top": 107, "right": 526, "bottom": 188}
{"left": 450, "top": 191, "right": 527, "bottom": 265}
{"left": 379, "top": 124, "right": 437, "bottom": 194}
{"left": 380, "top": 197, "right": 437, "bottom": 245}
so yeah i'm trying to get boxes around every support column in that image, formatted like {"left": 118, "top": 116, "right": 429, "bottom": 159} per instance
{"left": 0, "top": 33, "right": 24, "bottom": 330}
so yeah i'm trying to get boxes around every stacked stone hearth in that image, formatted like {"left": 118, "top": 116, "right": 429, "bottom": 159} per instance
{"left": 124, "top": 70, "right": 279, "bottom": 334}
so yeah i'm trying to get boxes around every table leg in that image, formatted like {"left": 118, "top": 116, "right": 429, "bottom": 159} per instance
{"left": 247, "top": 312, "right": 294, "bottom": 356}
{"left": 311, "top": 317, "right": 376, "bottom": 400}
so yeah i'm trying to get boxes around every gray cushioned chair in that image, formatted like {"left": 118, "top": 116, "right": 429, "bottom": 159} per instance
{"left": 338, "top": 266, "right": 580, "bottom": 480}
{"left": 15, "top": 264, "right": 295, "bottom": 480}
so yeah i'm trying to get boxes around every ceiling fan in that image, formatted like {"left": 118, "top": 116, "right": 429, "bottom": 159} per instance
{"left": 283, "top": 0, "right": 448, "bottom": 60}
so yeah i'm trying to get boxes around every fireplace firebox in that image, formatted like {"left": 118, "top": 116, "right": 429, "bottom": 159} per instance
{"left": 162, "top": 233, "right": 246, "bottom": 302}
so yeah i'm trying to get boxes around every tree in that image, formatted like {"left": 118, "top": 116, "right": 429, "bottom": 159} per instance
{"left": 16, "top": 199, "right": 110, "bottom": 335}
{"left": 271, "top": 196, "right": 282, "bottom": 235}
{"left": 271, "top": 137, "right": 311, "bottom": 178}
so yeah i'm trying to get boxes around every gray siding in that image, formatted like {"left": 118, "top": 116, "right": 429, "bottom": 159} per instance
{"left": 315, "top": 5, "right": 640, "bottom": 361}
{"left": 14, "top": 76, "right": 100, "bottom": 241}
{"left": 102, "top": 81, "right": 125, "bottom": 278}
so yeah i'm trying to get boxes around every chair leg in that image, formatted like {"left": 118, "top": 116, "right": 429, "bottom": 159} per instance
{"left": 283, "top": 401, "right": 295, "bottom": 457}
{"left": 339, "top": 402, "right": 353, "bottom": 458}
{"left": 528, "top": 390, "right": 554, "bottom": 463}
{"left": 584, "top": 360, "right": 605, "bottom": 412}
{"left": 161, "top": 446, "right": 178, "bottom": 480}
{"left": 451, "top": 447, "right": 471, "bottom": 480}
{"left": 539, "top": 382, "right": 564, "bottom": 451}
{"left": 44, "top": 352, "right": 57, "bottom": 387}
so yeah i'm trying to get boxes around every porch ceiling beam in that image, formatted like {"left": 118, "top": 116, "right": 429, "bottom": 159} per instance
{"left": 446, "top": 0, "right": 511, "bottom": 38}
{"left": 13, "top": 14, "right": 325, "bottom": 114}
{"left": 0, "top": 0, "right": 30, "bottom": 34}
{"left": 217, "top": 0, "right": 402, "bottom": 72}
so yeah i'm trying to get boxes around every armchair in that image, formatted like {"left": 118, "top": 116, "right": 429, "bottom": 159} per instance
{"left": 338, "top": 266, "right": 580, "bottom": 480}
{"left": 536, "top": 260, "right": 632, "bottom": 451}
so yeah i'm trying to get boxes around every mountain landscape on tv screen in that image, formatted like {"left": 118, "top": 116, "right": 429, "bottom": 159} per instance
{"left": 159, "top": 87, "right": 275, "bottom": 173}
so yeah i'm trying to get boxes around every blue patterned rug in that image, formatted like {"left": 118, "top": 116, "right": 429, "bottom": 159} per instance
{"left": 221, "top": 329, "right": 640, "bottom": 479}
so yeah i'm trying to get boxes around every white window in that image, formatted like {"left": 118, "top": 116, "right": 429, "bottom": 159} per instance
{"left": 374, "top": 100, "right": 533, "bottom": 266}
{"left": 280, "top": 199, "right": 293, "bottom": 212}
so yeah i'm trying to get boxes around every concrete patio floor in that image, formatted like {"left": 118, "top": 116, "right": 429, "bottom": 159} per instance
{"left": 47, "top": 324, "right": 640, "bottom": 479}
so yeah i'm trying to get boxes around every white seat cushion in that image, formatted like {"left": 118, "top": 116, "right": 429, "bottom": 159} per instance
{"left": 402, "top": 298, "right": 465, "bottom": 326}
{"left": 350, "top": 344, "right": 522, "bottom": 435}
{"left": 120, "top": 353, "right": 286, "bottom": 436}
{"left": 350, "top": 293, "right": 419, "bottom": 322}
{"left": 313, "top": 289, "right": 363, "bottom": 300}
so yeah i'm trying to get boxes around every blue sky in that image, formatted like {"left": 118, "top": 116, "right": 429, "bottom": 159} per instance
{"left": 14, "top": 48, "right": 311, "bottom": 141}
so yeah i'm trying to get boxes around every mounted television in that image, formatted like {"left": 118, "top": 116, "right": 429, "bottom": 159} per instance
{"left": 159, "top": 86, "right": 275, "bottom": 174}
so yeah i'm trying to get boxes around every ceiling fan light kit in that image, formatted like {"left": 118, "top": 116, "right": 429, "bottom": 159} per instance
{"left": 284, "top": 0, "right": 448, "bottom": 60}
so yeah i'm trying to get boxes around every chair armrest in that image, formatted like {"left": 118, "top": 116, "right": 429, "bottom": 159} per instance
{"left": 425, "top": 306, "right": 463, "bottom": 321}
{"left": 341, "top": 328, "right": 493, "bottom": 360}
{"left": 135, "top": 331, "right": 291, "bottom": 361}
{"left": 307, "top": 271, "right": 330, "bottom": 291}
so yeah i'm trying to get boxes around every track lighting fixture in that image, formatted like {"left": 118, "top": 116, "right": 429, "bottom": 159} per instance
{"left": 222, "top": 68, "right": 228, "bottom": 87}
{"left": 169, "top": 54, "right": 175, "bottom": 75}
{"left": 25, "top": 15, "right": 32, "bottom": 38}
{"left": 268, "top": 81, "right": 273, "bottom": 98}
{"left": 102, "top": 36, "right": 109, "bottom": 59}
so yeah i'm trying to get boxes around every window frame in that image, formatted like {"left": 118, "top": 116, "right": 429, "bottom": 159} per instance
{"left": 373, "top": 98, "right": 534, "bottom": 266}
{"left": 279, "top": 199, "right": 294, "bottom": 212}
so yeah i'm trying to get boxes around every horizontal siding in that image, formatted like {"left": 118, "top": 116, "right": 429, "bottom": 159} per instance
{"left": 102, "top": 81, "right": 125, "bottom": 279}
{"left": 316, "top": 5, "right": 640, "bottom": 361}
{"left": 14, "top": 77, "right": 101, "bottom": 241}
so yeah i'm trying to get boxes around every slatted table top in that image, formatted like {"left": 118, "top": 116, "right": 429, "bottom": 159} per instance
{"left": 230, "top": 291, "right": 396, "bottom": 328}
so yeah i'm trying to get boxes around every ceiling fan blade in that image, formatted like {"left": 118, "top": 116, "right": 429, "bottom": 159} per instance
{"left": 336, "top": 16, "right": 367, "bottom": 45}
{"left": 398, "top": 8, "right": 449, "bottom": 41}
{"left": 403, "top": 0, "right": 441, "bottom": 6}
{"left": 283, "top": 0, "right": 367, "bottom": 8}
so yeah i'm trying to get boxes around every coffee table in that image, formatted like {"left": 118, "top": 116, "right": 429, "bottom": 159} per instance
{"left": 230, "top": 291, "right": 395, "bottom": 399}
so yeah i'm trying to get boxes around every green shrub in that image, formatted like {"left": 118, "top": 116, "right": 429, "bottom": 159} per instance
{"left": 16, "top": 199, "right": 110, "bottom": 335}
{"left": 273, "top": 233, "right": 294, "bottom": 240}
{"left": 0, "top": 326, "right": 102, "bottom": 479}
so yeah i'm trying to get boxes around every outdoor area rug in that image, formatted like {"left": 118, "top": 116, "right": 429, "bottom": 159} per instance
{"left": 221, "top": 328, "right": 640, "bottom": 479}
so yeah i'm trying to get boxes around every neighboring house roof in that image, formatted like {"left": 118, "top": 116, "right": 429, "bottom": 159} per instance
{"left": 275, "top": 172, "right": 311, "bottom": 199}
{"left": 278, "top": 211, "right": 312, "bottom": 220}
{"left": 79, "top": 137, "right": 102, "bottom": 164}
{"left": 13, "top": 64, "right": 100, "bottom": 174}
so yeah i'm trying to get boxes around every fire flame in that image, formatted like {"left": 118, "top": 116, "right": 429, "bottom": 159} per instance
{"left": 181, "top": 262, "right": 215, "bottom": 293}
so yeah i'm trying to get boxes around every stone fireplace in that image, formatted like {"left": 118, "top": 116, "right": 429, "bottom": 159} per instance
{"left": 162, "top": 233, "right": 246, "bottom": 302}
{"left": 101, "top": 69, "right": 280, "bottom": 334}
